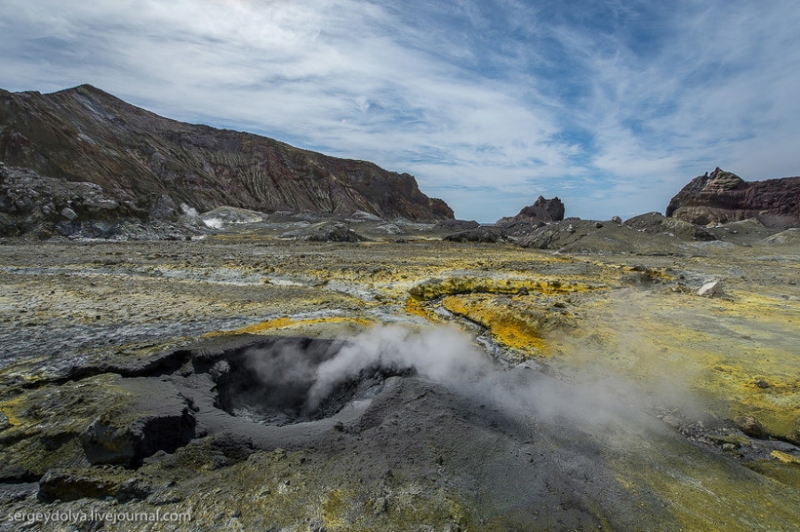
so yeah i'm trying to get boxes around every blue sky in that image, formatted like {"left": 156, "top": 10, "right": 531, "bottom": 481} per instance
{"left": 2, "top": 0, "right": 800, "bottom": 222}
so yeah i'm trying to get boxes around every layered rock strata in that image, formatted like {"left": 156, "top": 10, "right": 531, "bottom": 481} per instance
{"left": 667, "top": 167, "right": 800, "bottom": 227}
{"left": 0, "top": 85, "right": 453, "bottom": 223}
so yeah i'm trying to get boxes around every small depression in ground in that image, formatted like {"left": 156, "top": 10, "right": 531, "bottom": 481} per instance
{"left": 210, "top": 337, "right": 413, "bottom": 426}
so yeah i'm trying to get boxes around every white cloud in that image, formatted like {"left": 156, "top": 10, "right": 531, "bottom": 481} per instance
{"left": 1, "top": 0, "right": 800, "bottom": 220}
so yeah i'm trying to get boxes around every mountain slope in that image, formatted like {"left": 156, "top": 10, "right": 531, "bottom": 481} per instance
{"left": 0, "top": 85, "right": 453, "bottom": 221}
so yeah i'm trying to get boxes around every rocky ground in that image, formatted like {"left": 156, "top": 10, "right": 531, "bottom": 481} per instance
{"left": 1, "top": 220, "right": 799, "bottom": 531}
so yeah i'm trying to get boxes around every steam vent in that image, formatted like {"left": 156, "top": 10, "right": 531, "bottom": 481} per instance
{"left": 1, "top": 85, "right": 799, "bottom": 531}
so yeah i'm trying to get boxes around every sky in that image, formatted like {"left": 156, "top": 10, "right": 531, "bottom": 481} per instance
{"left": 2, "top": 0, "right": 800, "bottom": 222}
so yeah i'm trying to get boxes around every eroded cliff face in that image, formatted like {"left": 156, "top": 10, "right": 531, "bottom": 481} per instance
{"left": 496, "top": 195, "right": 565, "bottom": 225}
{"left": 0, "top": 85, "right": 453, "bottom": 222}
{"left": 667, "top": 167, "right": 800, "bottom": 227}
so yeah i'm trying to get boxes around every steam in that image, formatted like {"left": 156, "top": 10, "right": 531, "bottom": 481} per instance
{"left": 305, "top": 323, "right": 706, "bottom": 429}
{"left": 306, "top": 325, "right": 492, "bottom": 409}
{"left": 238, "top": 320, "right": 705, "bottom": 436}
{"left": 202, "top": 217, "right": 224, "bottom": 229}
{"left": 248, "top": 341, "right": 317, "bottom": 396}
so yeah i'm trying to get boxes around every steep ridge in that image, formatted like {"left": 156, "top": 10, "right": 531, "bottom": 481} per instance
{"left": 0, "top": 85, "right": 453, "bottom": 221}
{"left": 666, "top": 167, "right": 800, "bottom": 227}
{"left": 496, "top": 195, "right": 565, "bottom": 225}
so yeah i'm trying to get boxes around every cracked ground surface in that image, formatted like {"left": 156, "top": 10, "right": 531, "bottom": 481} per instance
{"left": 0, "top": 233, "right": 799, "bottom": 531}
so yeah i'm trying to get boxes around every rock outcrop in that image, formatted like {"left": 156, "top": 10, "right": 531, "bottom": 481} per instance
{"left": 0, "top": 163, "right": 205, "bottom": 239}
{"left": 0, "top": 162, "right": 133, "bottom": 237}
{"left": 0, "top": 85, "right": 453, "bottom": 225}
{"left": 38, "top": 469, "right": 153, "bottom": 503}
{"left": 496, "top": 196, "right": 565, "bottom": 225}
{"left": 625, "top": 211, "right": 717, "bottom": 241}
{"left": 79, "top": 378, "right": 197, "bottom": 468}
{"left": 666, "top": 167, "right": 800, "bottom": 227}
{"left": 444, "top": 226, "right": 506, "bottom": 243}
{"left": 280, "top": 221, "right": 366, "bottom": 242}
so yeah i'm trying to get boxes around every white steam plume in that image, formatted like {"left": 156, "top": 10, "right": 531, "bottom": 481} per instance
{"left": 306, "top": 324, "right": 492, "bottom": 409}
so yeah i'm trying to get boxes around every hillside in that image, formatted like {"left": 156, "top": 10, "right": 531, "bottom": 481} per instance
{"left": 0, "top": 85, "right": 453, "bottom": 223}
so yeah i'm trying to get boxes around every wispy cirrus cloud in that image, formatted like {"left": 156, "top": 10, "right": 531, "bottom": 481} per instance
{"left": 1, "top": 0, "right": 800, "bottom": 221}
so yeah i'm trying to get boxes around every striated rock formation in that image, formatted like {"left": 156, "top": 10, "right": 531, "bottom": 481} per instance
{"left": 0, "top": 84, "right": 453, "bottom": 223}
{"left": 496, "top": 195, "right": 565, "bottom": 225}
{"left": 666, "top": 167, "right": 800, "bottom": 227}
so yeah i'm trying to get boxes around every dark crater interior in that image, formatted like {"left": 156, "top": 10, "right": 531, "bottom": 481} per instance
{"left": 208, "top": 336, "right": 414, "bottom": 426}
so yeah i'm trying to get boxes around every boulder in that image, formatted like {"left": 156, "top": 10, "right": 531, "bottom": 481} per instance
{"left": 697, "top": 280, "right": 723, "bottom": 297}
{"left": 734, "top": 416, "right": 767, "bottom": 439}
{"left": 60, "top": 207, "right": 77, "bottom": 221}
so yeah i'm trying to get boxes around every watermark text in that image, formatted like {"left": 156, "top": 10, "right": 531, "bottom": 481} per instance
{"left": 6, "top": 508, "right": 191, "bottom": 525}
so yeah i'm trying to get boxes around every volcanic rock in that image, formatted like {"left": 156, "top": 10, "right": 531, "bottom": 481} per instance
{"left": 0, "top": 84, "right": 453, "bottom": 223}
{"left": 2, "top": 233, "right": 800, "bottom": 529}
{"left": 435, "top": 219, "right": 480, "bottom": 231}
{"left": 735, "top": 416, "right": 768, "bottom": 439}
{"left": 666, "top": 167, "right": 800, "bottom": 227}
{"left": 626, "top": 212, "right": 717, "bottom": 241}
{"left": 697, "top": 280, "right": 723, "bottom": 297}
{"left": 38, "top": 469, "right": 152, "bottom": 503}
{"left": 0, "top": 164, "right": 138, "bottom": 237}
{"left": 280, "top": 221, "right": 365, "bottom": 242}
{"left": 444, "top": 226, "right": 506, "bottom": 243}
{"left": 79, "top": 379, "right": 196, "bottom": 468}
{"left": 792, "top": 418, "right": 800, "bottom": 445}
{"left": 376, "top": 223, "right": 404, "bottom": 235}
{"left": 347, "top": 210, "right": 383, "bottom": 222}
{"left": 60, "top": 207, "right": 77, "bottom": 221}
{"left": 515, "top": 223, "right": 568, "bottom": 249}
{"left": 496, "top": 196, "right": 565, "bottom": 225}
